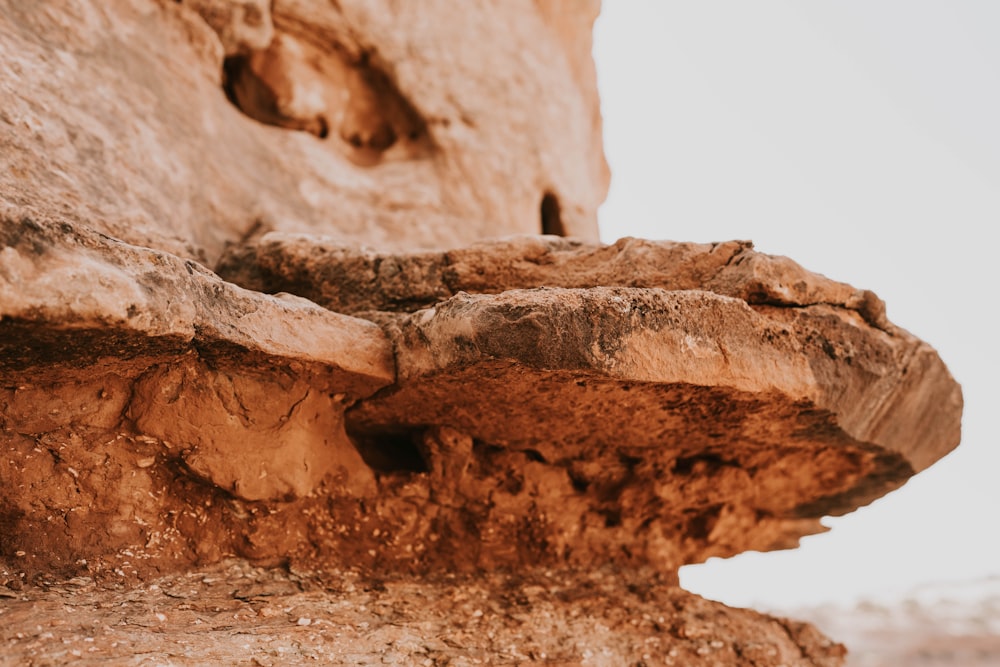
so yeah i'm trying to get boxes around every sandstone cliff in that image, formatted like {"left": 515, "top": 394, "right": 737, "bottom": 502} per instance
{"left": 0, "top": 2, "right": 961, "bottom": 664}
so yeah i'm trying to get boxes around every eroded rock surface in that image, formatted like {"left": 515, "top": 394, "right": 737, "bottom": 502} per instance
{"left": 222, "top": 234, "right": 961, "bottom": 571}
{"left": 218, "top": 233, "right": 890, "bottom": 327}
{"left": 1, "top": 215, "right": 394, "bottom": 577}
{"left": 1, "top": 217, "right": 961, "bottom": 665}
{"left": 0, "top": 560, "right": 845, "bottom": 667}
{"left": 0, "top": 1, "right": 964, "bottom": 664}
{"left": 0, "top": 0, "right": 607, "bottom": 262}
{"left": 1, "top": 217, "right": 962, "bottom": 586}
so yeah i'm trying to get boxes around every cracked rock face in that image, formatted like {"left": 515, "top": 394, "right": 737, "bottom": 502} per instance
{"left": 0, "top": 1, "right": 963, "bottom": 664}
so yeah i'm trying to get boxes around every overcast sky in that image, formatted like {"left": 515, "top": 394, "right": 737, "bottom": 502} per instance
{"left": 593, "top": 0, "right": 999, "bottom": 607}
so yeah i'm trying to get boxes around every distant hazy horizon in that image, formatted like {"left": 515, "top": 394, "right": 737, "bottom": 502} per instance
{"left": 594, "top": 1, "right": 999, "bottom": 607}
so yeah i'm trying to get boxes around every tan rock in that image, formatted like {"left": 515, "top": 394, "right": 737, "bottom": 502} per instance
{"left": 347, "top": 285, "right": 959, "bottom": 568}
{"left": 130, "top": 358, "right": 374, "bottom": 502}
{"left": 217, "top": 233, "right": 889, "bottom": 327}
{"left": 0, "top": 215, "right": 961, "bottom": 592}
{"left": 0, "top": 0, "right": 607, "bottom": 262}
{"left": 180, "top": 0, "right": 274, "bottom": 55}
{"left": 0, "top": 1, "right": 963, "bottom": 663}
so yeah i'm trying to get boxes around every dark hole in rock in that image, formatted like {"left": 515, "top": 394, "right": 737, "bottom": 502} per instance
{"left": 540, "top": 192, "right": 565, "bottom": 237}
{"left": 673, "top": 453, "right": 727, "bottom": 476}
{"left": 569, "top": 471, "right": 590, "bottom": 493}
{"left": 315, "top": 117, "right": 329, "bottom": 139}
{"left": 349, "top": 430, "right": 429, "bottom": 474}
{"left": 686, "top": 505, "right": 723, "bottom": 540}
{"left": 522, "top": 448, "right": 548, "bottom": 463}
{"left": 222, "top": 56, "right": 259, "bottom": 114}
{"left": 221, "top": 55, "right": 328, "bottom": 139}
{"left": 619, "top": 453, "right": 643, "bottom": 470}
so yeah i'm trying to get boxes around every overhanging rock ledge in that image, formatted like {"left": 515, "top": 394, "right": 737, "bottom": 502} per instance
{"left": 0, "top": 1, "right": 962, "bottom": 664}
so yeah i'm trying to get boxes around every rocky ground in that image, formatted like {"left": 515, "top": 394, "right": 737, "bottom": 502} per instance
{"left": 5, "top": 563, "right": 996, "bottom": 666}
{"left": 0, "top": 559, "right": 845, "bottom": 666}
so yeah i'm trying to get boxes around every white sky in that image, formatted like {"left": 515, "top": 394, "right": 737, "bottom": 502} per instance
{"left": 593, "top": 1, "right": 999, "bottom": 608}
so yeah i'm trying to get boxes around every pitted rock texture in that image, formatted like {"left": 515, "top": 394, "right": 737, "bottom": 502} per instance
{"left": 0, "top": 2, "right": 962, "bottom": 663}
{"left": 345, "top": 288, "right": 934, "bottom": 569}
{"left": 1, "top": 216, "right": 395, "bottom": 576}
{"left": 0, "top": 560, "right": 846, "bottom": 667}
{"left": 0, "top": 0, "right": 606, "bottom": 262}
{"left": 1, "top": 217, "right": 961, "bottom": 587}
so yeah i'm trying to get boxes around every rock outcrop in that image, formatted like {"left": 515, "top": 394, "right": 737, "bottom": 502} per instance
{"left": 0, "top": 0, "right": 606, "bottom": 262}
{"left": 0, "top": 1, "right": 961, "bottom": 665}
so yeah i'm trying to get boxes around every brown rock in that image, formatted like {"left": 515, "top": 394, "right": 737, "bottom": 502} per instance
{"left": 0, "top": 561, "right": 846, "bottom": 666}
{"left": 0, "top": 216, "right": 960, "bottom": 584}
{"left": 130, "top": 357, "right": 374, "bottom": 502}
{"left": 0, "top": 1, "right": 963, "bottom": 664}
{"left": 346, "top": 285, "right": 958, "bottom": 568}
{"left": 0, "top": 216, "right": 392, "bottom": 573}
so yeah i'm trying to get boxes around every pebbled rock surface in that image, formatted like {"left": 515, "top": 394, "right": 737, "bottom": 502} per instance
{"left": 0, "top": 559, "right": 846, "bottom": 667}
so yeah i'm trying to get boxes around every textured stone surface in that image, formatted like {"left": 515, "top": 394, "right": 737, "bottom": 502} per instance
{"left": 224, "top": 233, "right": 966, "bottom": 574}
{"left": 1, "top": 213, "right": 960, "bottom": 587}
{"left": 349, "top": 283, "right": 958, "bottom": 569}
{"left": 218, "top": 234, "right": 889, "bottom": 327}
{"left": 0, "top": 0, "right": 606, "bottom": 263}
{"left": 0, "top": 214, "right": 393, "bottom": 384}
{"left": 0, "top": 0, "right": 966, "bottom": 663}
{"left": 0, "top": 216, "right": 393, "bottom": 577}
{"left": 0, "top": 560, "right": 845, "bottom": 667}
{"left": 223, "top": 233, "right": 959, "bottom": 470}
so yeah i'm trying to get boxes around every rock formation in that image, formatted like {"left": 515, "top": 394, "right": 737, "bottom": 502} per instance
{"left": 0, "top": 1, "right": 961, "bottom": 664}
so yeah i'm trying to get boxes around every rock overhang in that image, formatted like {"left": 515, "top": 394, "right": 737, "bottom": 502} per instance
{"left": 0, "top": 1, "right": 966, "bottom": 662}
{"left": 218, "top": 234, "right": 961, "bottom": 570}
{"left": 1, "top": 214, "right": 960, "bottom": 581}
{"left": 1, "top": 216, "right": 395, "bottom": 508}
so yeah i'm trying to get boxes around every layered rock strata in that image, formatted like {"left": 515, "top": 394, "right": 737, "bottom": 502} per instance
{"left": 1, "top": 217, "right": 962, "bottom": 584}
{"left": 0, "top": 1, "right": 963, "bottom": 664}
{"left": 0, "top": 216, "right": 961, "bottom": 664}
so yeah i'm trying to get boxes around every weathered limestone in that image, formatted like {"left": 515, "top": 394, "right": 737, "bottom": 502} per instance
{"left": 0, "top": 0, "right": 963, "bottom": 664}
{"left": 218, "top": 233, "right": 889, "bottom": 326}
{"left": 0, "top": 0, "right": 607, "bottom": 262}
